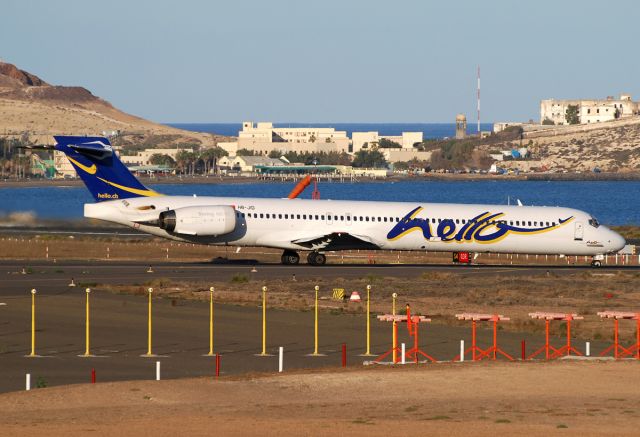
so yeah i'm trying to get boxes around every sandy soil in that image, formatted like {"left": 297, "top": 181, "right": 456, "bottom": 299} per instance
{"left": 0, "top": 360, "right": 638, "bottom": 435}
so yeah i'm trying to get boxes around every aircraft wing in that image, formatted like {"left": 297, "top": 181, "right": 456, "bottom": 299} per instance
{"left": 291, "top": 232, "right": 382, "bottom": 251}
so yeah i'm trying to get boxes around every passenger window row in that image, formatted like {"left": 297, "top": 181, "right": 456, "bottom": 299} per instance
{"left": 237, "top": 212, "right": 402, "bottom": 222}
{"left": 234, "top": 212, "right": 558, "bottom": 227}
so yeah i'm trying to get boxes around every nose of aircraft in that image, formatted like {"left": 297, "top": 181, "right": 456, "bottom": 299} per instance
{"left": 607, "top": 229, "right": 626, "bottom": 253}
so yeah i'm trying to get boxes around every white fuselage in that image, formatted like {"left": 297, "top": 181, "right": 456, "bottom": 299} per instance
{"left": 85, "top": 196, "right": 625, "bottom": 256}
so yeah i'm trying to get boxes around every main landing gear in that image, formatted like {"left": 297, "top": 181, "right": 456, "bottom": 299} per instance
{"left": 281, "top": 250, "right": 300, "bottom": 265}
{"left": 280, "top": 250, "right": 327, "bottom": 266}
{"left": 307, "top": 251, "right": 327, "bottom": 266}
{"left": 280, "top": 250, "right": 326, "bottom": 266}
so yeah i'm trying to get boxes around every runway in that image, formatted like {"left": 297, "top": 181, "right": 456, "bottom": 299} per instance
{"left": 0, "top": 259, "right": 620, "bottom": 393}
{"left": 1, "top": 259, "right": 639, "bottom": 296}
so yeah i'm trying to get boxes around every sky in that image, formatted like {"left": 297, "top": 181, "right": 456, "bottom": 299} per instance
{"left": 2, "top": 0, "right": 639, "bottom": 123}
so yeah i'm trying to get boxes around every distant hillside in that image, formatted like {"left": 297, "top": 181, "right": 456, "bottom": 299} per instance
{"left": 476, "top": 118, "right": 640, "bottom": 172}
{"left": 0, "top": 61, "right": 231, "bottom": 148}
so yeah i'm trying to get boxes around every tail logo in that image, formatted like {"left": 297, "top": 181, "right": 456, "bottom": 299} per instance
{"left": 96, "top": 177, "right": 159, "bottom": 197}
{"left": 67, "top": 156, "right": 97, "bottom": 175}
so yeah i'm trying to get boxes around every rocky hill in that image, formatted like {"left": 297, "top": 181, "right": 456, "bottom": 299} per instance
{"left": 477, "top": 117, "right": 640, "bottom": 173}
{"left": 0, "top": 61, "right": 229, "bottom": 148}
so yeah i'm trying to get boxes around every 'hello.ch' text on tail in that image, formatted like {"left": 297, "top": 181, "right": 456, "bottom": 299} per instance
{"left": 54, "top": 136, "right": 160, "bottom": 202}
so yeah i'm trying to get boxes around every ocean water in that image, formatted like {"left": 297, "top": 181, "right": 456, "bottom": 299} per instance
{"left": 0, "top": 180, "right": 638, "bottom": 225}
{"left": 166, "top": 123, "right": 495, "bottom": 139}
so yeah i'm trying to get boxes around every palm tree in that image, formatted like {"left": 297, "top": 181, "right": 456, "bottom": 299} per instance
{"left": 199, "top": 147, "right": 228, "bottom": 175}
{"left": 175, "top": 150, "right": 193, "bottom": 175}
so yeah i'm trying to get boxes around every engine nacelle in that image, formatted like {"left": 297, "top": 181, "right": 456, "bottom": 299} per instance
{"left": 158, "top": 206, "right": 236, "bottom": 236}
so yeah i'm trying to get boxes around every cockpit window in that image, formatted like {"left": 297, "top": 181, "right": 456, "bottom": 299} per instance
{"left": 588, "top": 217, "right": 600, "bottom": 228}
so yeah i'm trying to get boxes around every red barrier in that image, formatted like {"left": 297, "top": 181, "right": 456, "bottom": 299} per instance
{"left": 215, "top": 354, "right": 221, "bottom": 378}
{"left": 375, "top": 305, "right": 437, "bottom": 364}
{"left": 597, "top": 311, "right": 640, "bottom": 359}
{"left": 528, "top": 313, "right": 584, "bottom": 359}
{"left": 342, "top": 343, "right": 347, "bottom": 367}
{"left": 453, "top": 313, "right": 513, "bottom": 362}
{"left": 91, "top": 368, "right": 96, "bottom": 384}
{"left": 521, "top": 340, "right": 526, "bottom": 361}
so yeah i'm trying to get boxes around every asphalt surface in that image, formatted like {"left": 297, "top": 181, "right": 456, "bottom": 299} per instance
{"left": 0, "top": 260, "right": 623, "bottom": 393}
{"left": 1, "top": 259, "right": 639, "bottom": 289}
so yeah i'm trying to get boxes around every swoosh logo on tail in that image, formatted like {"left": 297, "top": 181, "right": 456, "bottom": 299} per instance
{"left": 67, "top": 157, "right": 97, "bottom": 175}
{"left": 96, "top": 177, "right": 160, "bottom": 197}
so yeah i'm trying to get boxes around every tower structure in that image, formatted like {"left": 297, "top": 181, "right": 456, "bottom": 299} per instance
{"left": 477, "top": 65, "right": 481, "bottom": 133}
{"left": 455, "top": 114, "right": 467, "bottom": 139}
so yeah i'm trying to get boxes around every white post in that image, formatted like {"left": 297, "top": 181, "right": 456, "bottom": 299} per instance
{"left": 401, "top": 343, "right": 406, "bottom": 365}
{"left": 460, "top": 340, "right": 465, "bottom": 362}
{"left": 26, "top": 373, "right": 31, "bottom": 391}
{"left": 585, "top": 341, "right": 590, "bottom": 357}
{"left": 156, "top": 361, "right": 161, "bottom": 381}
{"left": 278, "top": 346, "right": 283, "bottom": 372}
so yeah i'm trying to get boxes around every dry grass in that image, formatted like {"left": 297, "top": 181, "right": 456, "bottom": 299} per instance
{"left": 4, "top": 235, "right": 639, "bottom": 341}
{"left": 99, "top": 269, "right": 640, "bottom": 342}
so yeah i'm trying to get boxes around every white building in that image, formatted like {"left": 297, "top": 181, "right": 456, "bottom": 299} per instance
{"left": 218, "top": 155, "right": 286, "bottom": 172}
{"left": 493, "top": 122, "right": 524, "bottom": 133}
{"left": 540, "top": 94, "right": 638, "bottom": 125}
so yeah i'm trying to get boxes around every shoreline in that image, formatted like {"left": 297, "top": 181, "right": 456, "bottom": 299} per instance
{"left": 2, "top": 171, "right": 640, "bottom": 188}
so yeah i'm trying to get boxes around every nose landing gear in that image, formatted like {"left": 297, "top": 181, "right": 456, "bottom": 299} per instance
{"left": 591, "top": 254, "right": 604, "bottom": 267}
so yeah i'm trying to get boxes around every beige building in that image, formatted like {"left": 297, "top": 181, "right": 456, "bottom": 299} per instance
{"left": 231, "top": 121, "right": 350, "bottom": 155}
{"left": 540, "top": 94, "right": 638, "bottom": 125}
{"left": 219, "top": 122, "right": 425, "bottom": 163}
{"left": 119, "top": 148, "right": 194, "bottom": 166}
{"left": 382, "top": 149, "right": 432, "bottom": 163}
{"left": 53, "top": 150, "right": 76, "bottom": 178}
{"left": 351, "top": 131, "right": 423, "bottom": 153}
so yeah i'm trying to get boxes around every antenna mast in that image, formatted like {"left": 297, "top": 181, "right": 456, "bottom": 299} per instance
{"left": 477, "top": 65, "right": 481, "bottom": 134}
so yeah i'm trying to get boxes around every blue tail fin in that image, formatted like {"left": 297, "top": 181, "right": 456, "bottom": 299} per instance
{"left": 54, "top": 136, "right": 160, "bottom": 202}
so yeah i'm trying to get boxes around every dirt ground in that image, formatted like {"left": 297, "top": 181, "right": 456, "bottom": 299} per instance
{"left": 2, "top": 235, "right": 640, "bottom": 342}
{"left": 109, "top": 269, "right": 640, "bottom": 343}
{"left": 0, "top": 360, "right": 638, "bottom": 436}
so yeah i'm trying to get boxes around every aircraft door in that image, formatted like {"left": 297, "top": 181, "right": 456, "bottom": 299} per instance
{"left": 574, "top": 221, "right": 584, "bottom": 240}
{"left": 326, "top": 212, "right": 333, "bottom": 225}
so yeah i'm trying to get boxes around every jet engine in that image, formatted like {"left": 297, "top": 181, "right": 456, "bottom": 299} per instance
{"left": 158, "top": 205, "right": 236, "bottom": 236}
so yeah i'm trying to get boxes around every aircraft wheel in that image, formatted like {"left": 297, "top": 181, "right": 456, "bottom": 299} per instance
{"left": 591, "top": 260, "right": 602, "bottom": 267}
{"left": 307, "top": 251, "right": 327, "bottom": 266}
{"left": 281, "top": 250, "right": 300, "bottom": 265}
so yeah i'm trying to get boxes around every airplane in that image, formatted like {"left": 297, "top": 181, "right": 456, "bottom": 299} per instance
{"left": 38, "top": 136, "right": 626, "bottom": 267}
